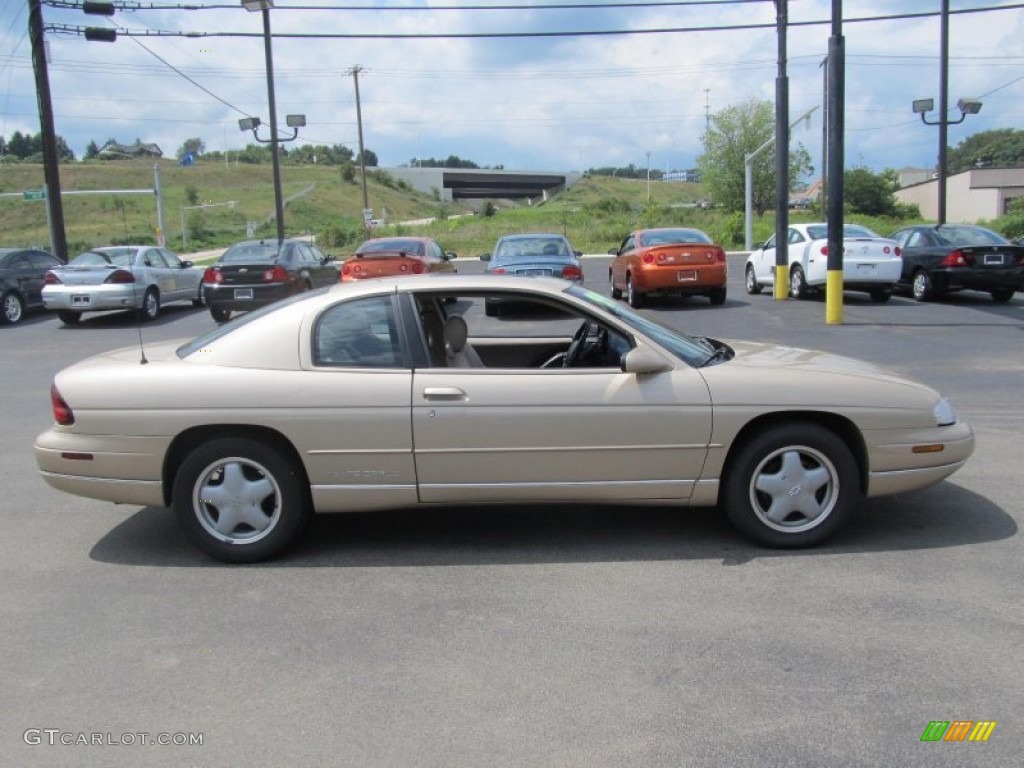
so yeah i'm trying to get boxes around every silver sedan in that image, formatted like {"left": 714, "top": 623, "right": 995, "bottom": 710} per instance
{"left": 42, "top": 245, "right": 205, "bottom": 325}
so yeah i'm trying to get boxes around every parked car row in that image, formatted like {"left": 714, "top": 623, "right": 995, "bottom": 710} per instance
{"left": 745, "top": 222, "right": 1024, "bottom": 303}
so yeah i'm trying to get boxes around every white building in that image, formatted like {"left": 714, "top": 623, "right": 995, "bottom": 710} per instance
{"left": 896, "top": 166, "right": 1024, "bottom": 223}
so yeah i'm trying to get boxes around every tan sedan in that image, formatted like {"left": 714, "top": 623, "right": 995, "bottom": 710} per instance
{"left": 35, "top": 275, "right": 974, "bottom": 562}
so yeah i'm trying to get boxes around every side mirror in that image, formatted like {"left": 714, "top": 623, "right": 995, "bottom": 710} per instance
{"left": 621, "top": 346, "right": 672, "bottom": 375}
{"left": 181, "top": 260, "right": 194, "bottom": 268}
{"left": 607, "top": 247, "right": 618, "bottom": 256}
{"left": 479, "top": 253, "right": 491, "bottom": 262}
{"left": 573, "top": 250, "right": 583, "bottom": 258}
{"left": 445, "top": 252, "right": 457, "bottom": 261}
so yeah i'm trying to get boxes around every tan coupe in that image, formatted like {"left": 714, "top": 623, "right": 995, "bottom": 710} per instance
{"left": 35, "top": 275, "right": 974, "bottom": 562}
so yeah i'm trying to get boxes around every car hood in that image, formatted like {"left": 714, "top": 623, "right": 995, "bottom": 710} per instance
{"left": 700, "top": 340, "right": 942, "bottom": 411}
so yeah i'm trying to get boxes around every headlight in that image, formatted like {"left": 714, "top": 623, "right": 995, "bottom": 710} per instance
{"left": 933, "top": 397, "right": 957, "bottom": 427}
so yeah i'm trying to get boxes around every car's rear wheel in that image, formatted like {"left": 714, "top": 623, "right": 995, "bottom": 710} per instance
{"left": 626, "top": 275, "right": 644, "bottom": 308}
{"left": 789, "top": 265, "right": 808, "bottom": 300}
{"left": 138, "top": 288, "right": 160, "bottom": 321}
{"left": 1, "top": 291, "right": 25, "bottom": 324}
{"left": 868, "top": 289, "right": 892, "bottom": 303}
{"left": 609, "top": 270, "right": 622, "bottom": 300}
{"left": 745, "top": 265, "right": 762, "bottom": 295}
{"left": 990, "top": 288, "right": 1014, "bottom": 303}
{"left": 912, "top": 269, "right": 935, "bottom": 302}
{"left": 210, "top": 306, "right": 231, "bottom": 323}
{"left": 708, "top": 286, "right": 727, "bottom": 305}
{"left": 173, "top": 437, "right": 309, "bottom": 563}
{"left": 722, "top": 422, "right": 861, "bottom": 548}
{"left": 192, "top": 287, "right": 204, "bottom": 308}
{"left": 57, "top": 310, "right": 81, "bottom": 325}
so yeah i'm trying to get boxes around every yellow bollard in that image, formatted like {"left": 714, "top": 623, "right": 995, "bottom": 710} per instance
{"left": 773, "top": 264, "right": 789, "bottom": 300}
{"left": 825, "top": 270, "right": 844, "bottom": 324}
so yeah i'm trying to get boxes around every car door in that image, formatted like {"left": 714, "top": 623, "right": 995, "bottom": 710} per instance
{"left": 755, "top": 233, "right": 777, "bottom": 284}
{"left": 158, "top": 248, "right": 192, "bottom": 301}
{"left": 7, "top": 253, "right": 36, "bottom": 303}
{"left": 611, "top": 234, "right": 636, "bottom": 289}
{"left": 140, "top": 248, "right": 176, "bottom": 298}
{"left": 300, "top": 292, "right": 417, "bottom": 511}
{"left": 408, "top": 291, "right": 713, "bottom": 504}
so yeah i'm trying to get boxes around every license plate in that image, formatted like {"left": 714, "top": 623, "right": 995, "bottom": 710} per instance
{"left": 234, "top": 288, "right": 253, "bottom": 300}
{"left": 71, "top": 294, "right": 91, "bottom": 306}
{"left": 521, "top": 269, "right": 550, "bottom": 276}
{"left": 856, "top": 264, "right": 876, "bottom": 274}
{"left": 984, "top": 254, "right": 1004, "bottom": 265}
{"left": 677, "top": 270, "right": 698, "bottom": 282}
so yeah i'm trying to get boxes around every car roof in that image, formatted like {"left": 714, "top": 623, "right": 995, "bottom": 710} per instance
{"left": 497, "top": 233, "right": 569, "bottom": 242}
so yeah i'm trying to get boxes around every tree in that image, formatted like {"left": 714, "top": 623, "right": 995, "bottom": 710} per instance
{"left": 844, "top": 166, "right": 900, "bottom": 217}
{"left": 947, "top": 128, "right": 1024, "bottom": 173}
{"left": 697, "top": 98, "right": 812, "bottom": 215}
{"left": 356, "top": 148, "right": 378, "bottom": 167}
{"left": 84, "top": 140, "right": 101, "bottom": 160}
{"left": 176, "top": 137, "right": 206, "bottom": 161}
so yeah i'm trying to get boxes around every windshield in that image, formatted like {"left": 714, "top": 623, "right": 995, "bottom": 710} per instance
{"left": 806, "top": 224, "right": 880, "bottom": 240}
{"left": 494, "top": 237, "right": 573, "bottom": 262}
{"left": 357, "top": 239, "right": 425, "bottom": 256}
{"left": 934, "top": 225, "right": 1008, "bottom": 246}
{"left": 69, "top": 249, "right": 133, "bottom": 268}
{"left": 566, "top": 284, "right": 713, "bottom": 367}
{"left": 176, "top": 288, "right": 329, "bottom": 358}
{"left": 221, "top": 242, "right": 282, "bottom": 263}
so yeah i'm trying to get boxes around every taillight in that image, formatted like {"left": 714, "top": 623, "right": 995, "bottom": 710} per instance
{"left": 44, "top": 271, "right": 63, "bottom": 285}
{"left": 895, "top": 246, "right": 902, "bottom": 257}
{"left": 51, "top": 384, "right": 74, "bottom": 426}
{"left": 714, "top": 248, "right": 726, "bottom": 263}
{"left": 490, "top": 268, "right": 507, "bottom": 274}
{"left": 883, "top": 245, "right": 892, "bottom": 254}
{"left": 641, "top": 253, "right": 655, "bottom": 264}
{"left": 939, "top": 249, "right": 971, "bottom": 267}
{"left": 410, "top": 261, "right": 425, "bottom": 274}
{"left": 202, "top": 267, "right": 223, "bottom": 284}
{"left": 561, "top": 265, "right": 582, "bottom": 280}
{"left": 104, "top": 269, "right": 135, "bottom": 284}
{"left": 263, "top": 265, "right": 289, "bottom": 282}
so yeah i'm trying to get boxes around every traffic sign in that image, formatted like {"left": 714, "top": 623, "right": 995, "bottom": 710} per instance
{"left": 23, "top": 189, "right": 46, "bottom": 201}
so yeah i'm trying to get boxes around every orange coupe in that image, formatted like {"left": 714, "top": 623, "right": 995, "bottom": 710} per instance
{"left": 610, "top": 227, "right": 727, "bottom": 307}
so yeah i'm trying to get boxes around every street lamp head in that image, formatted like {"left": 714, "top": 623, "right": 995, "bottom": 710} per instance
{"left": 241, "top": 0, "right": 274, "bottom": 10}
{"left": 912, "top": 98, "right": 934, "bottom": 114}
{"left": 285, "top": 114, "right": 306, "bottom": 128}
{"left": 238, "top": 116, "right": 260, "bottom": 131}
{"left": 957, "top": 98, "right": 982, "bottom": 116}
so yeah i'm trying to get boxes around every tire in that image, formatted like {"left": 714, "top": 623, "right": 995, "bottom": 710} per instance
{"left": 722, "top": 422, "right": 861, "bottom": 548}
{"left": 745, "top": 265, "right": 762, "bottom": 295}
{"left": 138, "top": 288, "right": 160, "bottom": 321}
{"left": 626, "top": 275, "right": 644, "bottom": 308}
{"left": 192, "top": 288, "right": 205, "bottom": 308}
{"left": 990, "top": 288, "right": 1014, "bottom": 303}
{"left": 1, "top": 291, "right": 25, "bottom": 324}
{"left": 789, "top": 265, "right": 808, "bottom": 300}
{"left": 172, "top": 437, "right": 309, "bottom": 563}
{"left": 868, "top": 289, "right": 892, "bottom": 303}
{"left": 912, "top": 269, "right": 935, "bottom": 302}
{"left": 610, "top": 269, "right": 622, "bottom": 300}
{"left": 209, "top": 306, "right": 231, "bottom": 323}
{"left": 708, "top": 286, "right": 727, "bottom": 305}
{"left": 57, "top": 310, "right": 81, "bottom": 325}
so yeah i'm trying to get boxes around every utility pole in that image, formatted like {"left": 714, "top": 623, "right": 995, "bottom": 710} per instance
{"left": 27, "top": 0, "right": 68, "bottom": 261}
{"left": 825, "top": 0, "right": 846, "bottom": 325}
{"left": 348, "top": 66, "right": 371, "bottom": 230}
{"left": 772, "top": 0, "right": 790, "bottom": 301}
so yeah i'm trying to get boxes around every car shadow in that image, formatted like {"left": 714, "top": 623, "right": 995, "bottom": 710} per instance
{"left": 89, "top": 481, "right": 1016, "bottom": 568}
{"left": 50, "top": 302, "right": 204, "bottom": 329}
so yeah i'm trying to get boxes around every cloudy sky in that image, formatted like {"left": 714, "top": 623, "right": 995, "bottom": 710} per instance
{"left": 1, "top": 1, "right": 1022, "bottom": 176}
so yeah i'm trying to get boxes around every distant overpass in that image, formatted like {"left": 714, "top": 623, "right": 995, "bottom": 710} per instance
{"left": 385, "top": 167, "right": 585, "bottom": 203}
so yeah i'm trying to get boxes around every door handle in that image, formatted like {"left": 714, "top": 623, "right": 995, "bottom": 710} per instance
{"left": 423, "top": 387, "right": 467, "bottom": 401}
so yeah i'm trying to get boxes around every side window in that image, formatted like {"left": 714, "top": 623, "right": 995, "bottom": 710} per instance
{"left": 314, "top": 296, "right": 403, "bottom": 368}
{"left": 430, "top": 242, "right": 444, "bottom": 262}
{"left": 161, "top": 250, "right": 183, "bottom": 268}
{"left": 906, "top": 231, "right": 924, "bottom": 248}
{"left": 788, "top": 229, "right": 804, "bottom": 244}
{"left": 29, "top": 253, "right": 59, "bottom": 269}
{"left": 145, "top": 250, "right": 168, "bottom": 268}
{"left": 295, "top": 244, "right": 315, "bottom": 263}
{"left": 621, "top": 235, "right": 635, "bottom": 253}
{"left": 11, "top": 255, "right": 32, "bottom": 270}
{"left": 763, "top": 234, "right": 776, "bottom": 250}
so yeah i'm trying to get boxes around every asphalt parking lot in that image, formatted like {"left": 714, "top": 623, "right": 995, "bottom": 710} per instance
{"left": 2, "top": 255, "right": 1022, "bottom": 767}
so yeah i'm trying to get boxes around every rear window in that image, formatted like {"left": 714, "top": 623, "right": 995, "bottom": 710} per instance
{"left": 494, "top": 237, "right": 573, "bottom": 261}
{"left": 639, "top": 229, "right": 712, "bottom": 246}
{"left": 221, "top": 242, "right": 282, "bottom": 263}
{"left": 356, "top": 239, "right": 425, "bottom": 257}
{"left": 935, "top": 226, "right": 1008, "bottom": 246}
{"left": 69, "top": 250, "right": 133, "bottom": 267}
{"left": 806, "top": 224, "right": 879, "bottom": 240}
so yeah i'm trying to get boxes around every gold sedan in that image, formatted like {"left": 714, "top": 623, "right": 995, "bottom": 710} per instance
{"left": 35, "top": 275, "right": 973, "bottom": 562}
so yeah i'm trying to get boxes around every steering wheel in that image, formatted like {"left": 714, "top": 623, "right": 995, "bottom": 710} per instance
{"left": 563, "top": 320, "right": 592, "bottom": 367}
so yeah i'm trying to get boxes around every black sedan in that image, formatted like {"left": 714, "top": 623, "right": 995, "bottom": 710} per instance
{"left": 480, "top": 233, "right": 583, "bottom": 315}
{"left": 202, "top": 239, "right": 338, "bottom": 322}
{"left": 1, "top": 248, "right": 63, "bottom": 324}
{"left": 888, "top": 224, "right": 1024, "bottom": 303}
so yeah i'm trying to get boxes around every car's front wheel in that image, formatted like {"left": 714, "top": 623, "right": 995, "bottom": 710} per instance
{"left": 990, "top": 288, "right": 1014, "bottom": 303}
{"left": 722, "top": 422, "right": 861, "bottom": 548}
{"left": 912, "top": 269, "right": 935, "bottom": 302}
{"left": 745, "top": 265, "right": 762, "bottom": 295}
{"left": 173, "top": 437, "right": 309, "bottom": 563}
{"left": 1, "top": 291, "right": 25, "bottom": 324}
{"left": 609, "top": 269, "right": 622, "bottom": 300}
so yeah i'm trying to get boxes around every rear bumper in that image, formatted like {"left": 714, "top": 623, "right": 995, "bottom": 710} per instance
{"left": 929, "top": 266, "right": 1024, "bottom": 292}
{"left": 632, "top": 264, "right": 727, "bottom": 293}
{"left": 203, "top": 282, "right": 295, "bottom": 310}
{"left": 42, "top": 284, "right": 141, "bottom": 312}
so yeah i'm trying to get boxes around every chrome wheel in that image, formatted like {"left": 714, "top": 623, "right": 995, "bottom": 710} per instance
{"left": 1, "top": 292, "right": 24, "bottom": 324}
{"left": 789, "top": 266, "right": 807, "bottom": 299}
{"left": 748, "top": 445, "right": 839, "bottom": 533}
{"left": 745, "top": 266, "right": 762, "bottom": 295}
{"left": 139, "top": 288, "right": 160, "bottom": 321}
{"left": 193, "top": 457, "right": 282, "bottom": 545}
{"left": 912, "top": 270, "right": 933, "bottom": 302}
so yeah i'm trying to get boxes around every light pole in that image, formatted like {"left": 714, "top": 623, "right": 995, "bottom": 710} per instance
{"left": 912, "top": 97, "right": 982, "bottom": 224}
{"left": 240, "top": 0, "right": 305, "bottom": 245}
